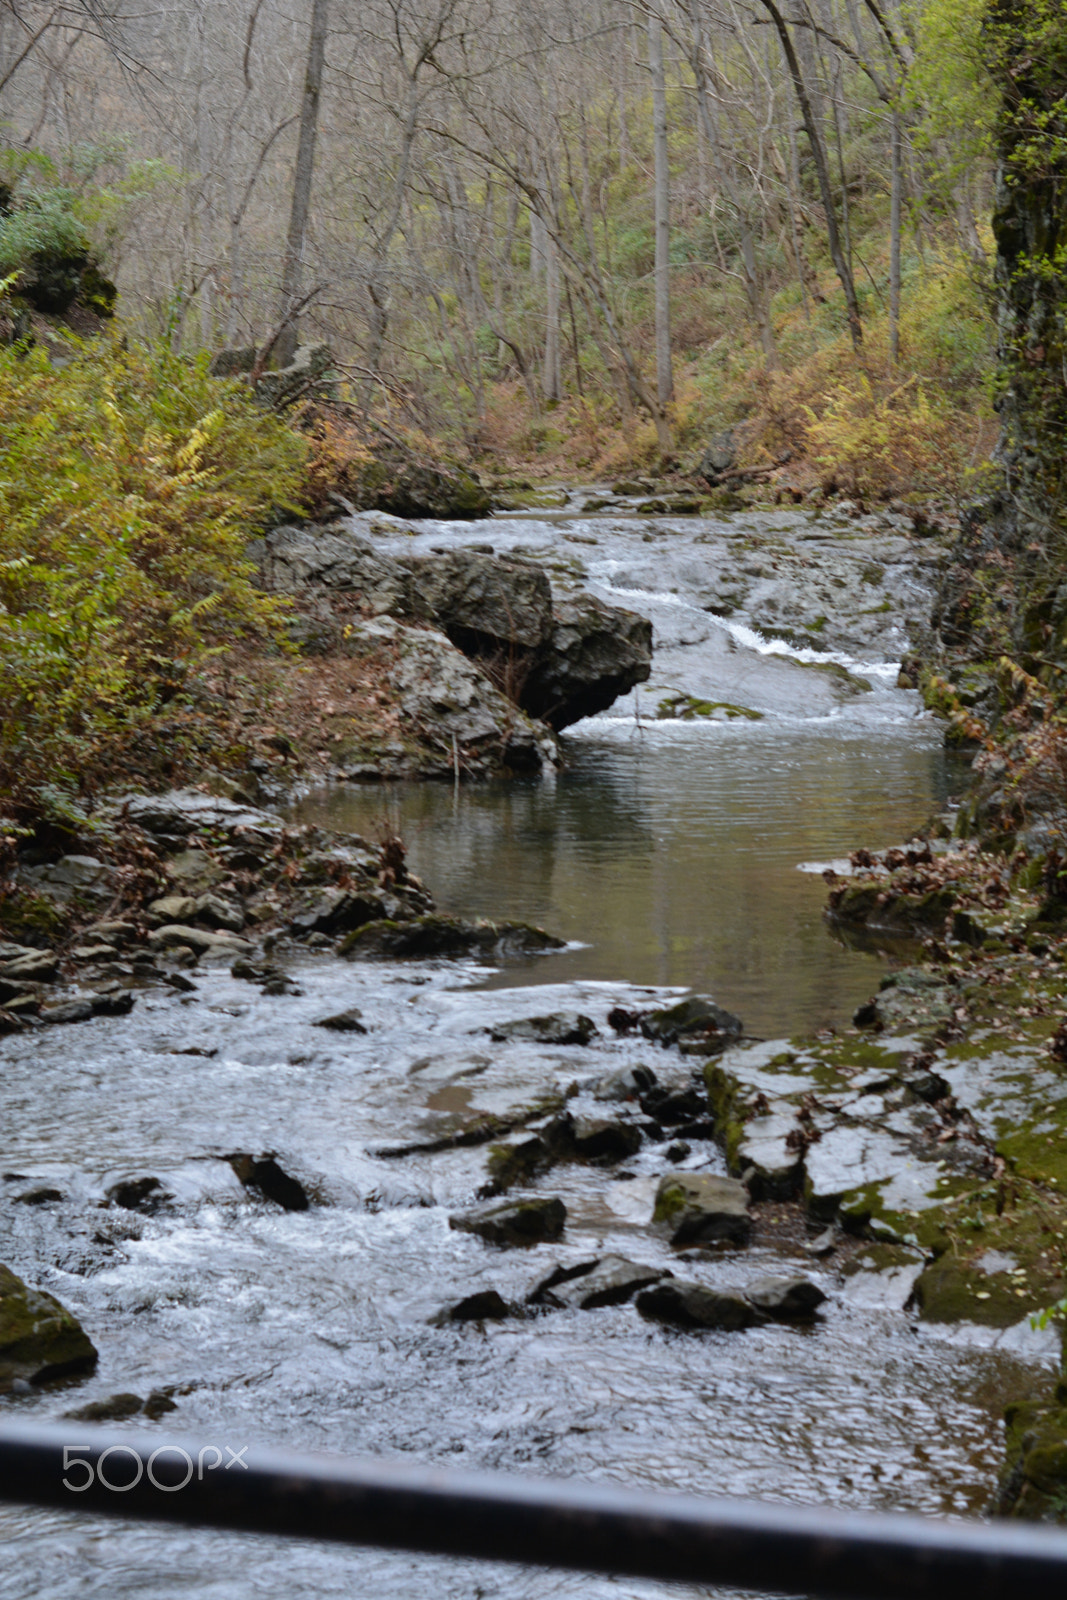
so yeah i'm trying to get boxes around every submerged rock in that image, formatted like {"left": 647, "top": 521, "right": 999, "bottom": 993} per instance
{"left": 449, "top": 1195, "right": 566, "bottom": 1248}
{"left": 229, "top": 1154, "right": 310, "bottom": 1212}
{"left": 105, "top": 1176, "right": 170, "bottom": 1213}
{"left": 635, "top": 1280, "right": 765, "bottom": 1331}
{"left": 652, "top": 1172, "right": 752, "bottom": 1246}
{"left": 314, "top": 1007, "right": 367, "bottom": 1033}
{"left": 538, "top": 1255, "right": 669, "bottom": 1310}
{"left": 489, "top": 1013, "right": 598, "bottom": 1046}
{"left": 340, "top": 915, "right": 564, "bottom": 961}
{"left": 434, "top": 1289, "right": 513, "bottom": 1323}
{"left": 0, "top": 1263, "right": 97, "bottom": 1388}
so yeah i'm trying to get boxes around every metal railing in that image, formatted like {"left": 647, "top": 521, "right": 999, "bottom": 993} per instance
{"left": 0, "top": 1418, "right": 1064, "bottom": 1599}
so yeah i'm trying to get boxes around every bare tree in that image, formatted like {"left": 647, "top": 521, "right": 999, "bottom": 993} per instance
{"left": 275, "top": 0, "right": 329, "bottom": 366}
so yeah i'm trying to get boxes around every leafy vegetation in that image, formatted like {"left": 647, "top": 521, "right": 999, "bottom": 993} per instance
{"left": 0, "top": 313, "right": 306, "bottom": 807}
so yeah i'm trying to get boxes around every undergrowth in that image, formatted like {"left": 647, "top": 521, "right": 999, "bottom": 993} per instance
{"left": 0, "top": 319, "right": 307, "bottom": 809}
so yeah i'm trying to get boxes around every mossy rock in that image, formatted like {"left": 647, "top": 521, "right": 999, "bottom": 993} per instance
{"left": 797, "top": 659, "right": 872, "bottom": 695}
{"left": 997, "top": 1398, "right": 1067, "bottom": 1518}
{"left": 912, "top": 1257, "right": 1046, "bottom": 1326}
{"left": 828, "top": 883, "right": 956, "bottom": 934}
{"left": 655, "top": 693, "right": 763, "bottom": 722}
{"left": 0, "top": 1263, "right": 97, "bottom": 1388}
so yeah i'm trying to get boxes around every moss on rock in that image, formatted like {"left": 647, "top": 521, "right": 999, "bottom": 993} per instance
{"left": 0, "top": 1263, "right": 97, "bottom": 1387}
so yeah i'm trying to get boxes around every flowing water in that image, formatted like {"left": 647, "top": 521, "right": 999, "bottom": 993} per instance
{"left": 0, "top": 501, "right": 1055, "bottom": 1598}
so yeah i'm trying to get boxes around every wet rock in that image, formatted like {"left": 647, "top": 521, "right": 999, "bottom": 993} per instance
{"left": 340, "top": 915, "right": 564, "bottom": 961}
{"left": 106, "top": 1177, "right": 169, "bottom": 1212}
{"left": 734, "top": 1110, "right": 805, "bottom": 1200}
{"left": 482, "top": 1134, "right": 553, "bottom": 1192}
{"left": 0, "top": 1263, "right": 97, "bottom": 1387}
{"left": 229, "top": 1154, "right": 310, "bottom": 1212}
{"left": 489, "top": 1013, "right": 598, "bottom": 1046}
{"left": 63, "top": 1391, "right": 144, "bottom": 1422}
{"left": 90, "top": 991, "right": 135, "bottom": 1018}
{"left": 449, "top": 1195, "right": 566, "bottom": 1248}
{"left": 314, "top": 1007, "right": 367, "bottom": 1033}
{"left": 13, "top": 1186, "right": 63, "bottom": 1205}
{"left": 143, "top": 1389, "right": 178, "bottom": 1419}
{"left": 826, "top": 883, "right": 956, "bottom": 936}
{"left": 652, "top": 1172, "right": 752, "bottom": 1246}
{"left": 665, "top": 1141, "right": 692, "bottom": 1162}
{"left": 40, "top": 999, "right": 94, "bottom": 1025}
{"left": 527, "top": 1258, "right": 601, "bottom": 1303}
{"left": 641, "top": 996, "right": 743, "bottom": 1054}
{"left": 0, "top": 1009, "right": 29, "bottom": 1035}
{"left": 591, "top": 1064, "right": 657, "bottom": 1101}
{"left": 641, "top": 1086, "right": 706, "bottom": 1125}
{"left": 570, "top": 1118, "right": 643, "bottom": 1163}
{"left": 434, "top": 1289, "right": 513, "bottom": 1323}
{"left": 635, "top": 1280, "right": 765, "bottom": 1331}
{"left": 745, "top": 1275, "right": 826, "bottom": 1320}
{"left": 541, "top": 1255, "right": 669, "bottom": 1310}
{"left": 521, "top": 593, "right": 653, "bottom": 731}
{"left": 0, "top": 942, "right": 42, "bottom": 964}
{"left": 149, "top": 924, "right": 252, "bottom": 957}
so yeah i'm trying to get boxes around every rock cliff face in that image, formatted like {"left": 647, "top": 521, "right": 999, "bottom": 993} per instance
{"left": 258, "top": 519, "right": 653, "bottom": 757}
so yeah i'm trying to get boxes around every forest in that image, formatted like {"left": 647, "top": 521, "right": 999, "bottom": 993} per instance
{"left": 0, "top": 0, "right": 1006, "bottom": 494}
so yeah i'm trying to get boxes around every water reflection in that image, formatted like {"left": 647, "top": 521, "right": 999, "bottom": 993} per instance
{"left": 297, "top": 723, "right": 966, "bottom": 1036}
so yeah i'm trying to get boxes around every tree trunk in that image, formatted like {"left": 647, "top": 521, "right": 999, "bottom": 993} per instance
{"left": 275, "top": 0, "right": 328, "bottom": 369}
{"left": 987, "top": 0, "right": 1067, "bottom": 554}
{"left": 889, "top": 109, "right": 902, "bottom": 367}
{"left": 758, "top": 0, "right": 863, "bottom": 350}
{"left": 647, "top": 0, "right": 673, "bottom": 404}
{"left": 543, "top": 232, "right": 562, "bottom": 402}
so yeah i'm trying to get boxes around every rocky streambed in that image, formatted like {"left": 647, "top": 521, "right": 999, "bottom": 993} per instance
{"left": 1, "top": 496, "right": 1064, "bottom": 1597}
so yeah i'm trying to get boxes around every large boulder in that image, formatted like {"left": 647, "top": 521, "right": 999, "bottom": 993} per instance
{"left": 0, "top": 1264, "right": 97, "bottom": 1387}
{"left": 406, "top": 551, "right": 553, "bottom": 655}
{"left": 259, "top": 523, "right": 410, "bottom": 615}
{"left": 389, "top": 620, "right": 557, "bottom": 772}
{"left": 258, "top": 532, "right": 652, "bottom": 734}
{"left": 335, "top": 617, "right": 558, "bottom": 777}
{"left": 521, "top": 593, "right": 652, "bottom": 730}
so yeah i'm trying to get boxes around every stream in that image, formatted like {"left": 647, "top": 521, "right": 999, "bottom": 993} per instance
{"left": 0, "top": 498, "right": 1053, "bottom": 1598}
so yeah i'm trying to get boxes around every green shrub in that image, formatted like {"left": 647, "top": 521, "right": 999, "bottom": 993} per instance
{"left": 0, "top": 327, "right": 307, "bottom": 801}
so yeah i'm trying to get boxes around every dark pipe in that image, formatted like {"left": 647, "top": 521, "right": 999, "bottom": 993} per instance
{"left": 0, "top": 1418, "right": 1064, "bottom": 1598}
